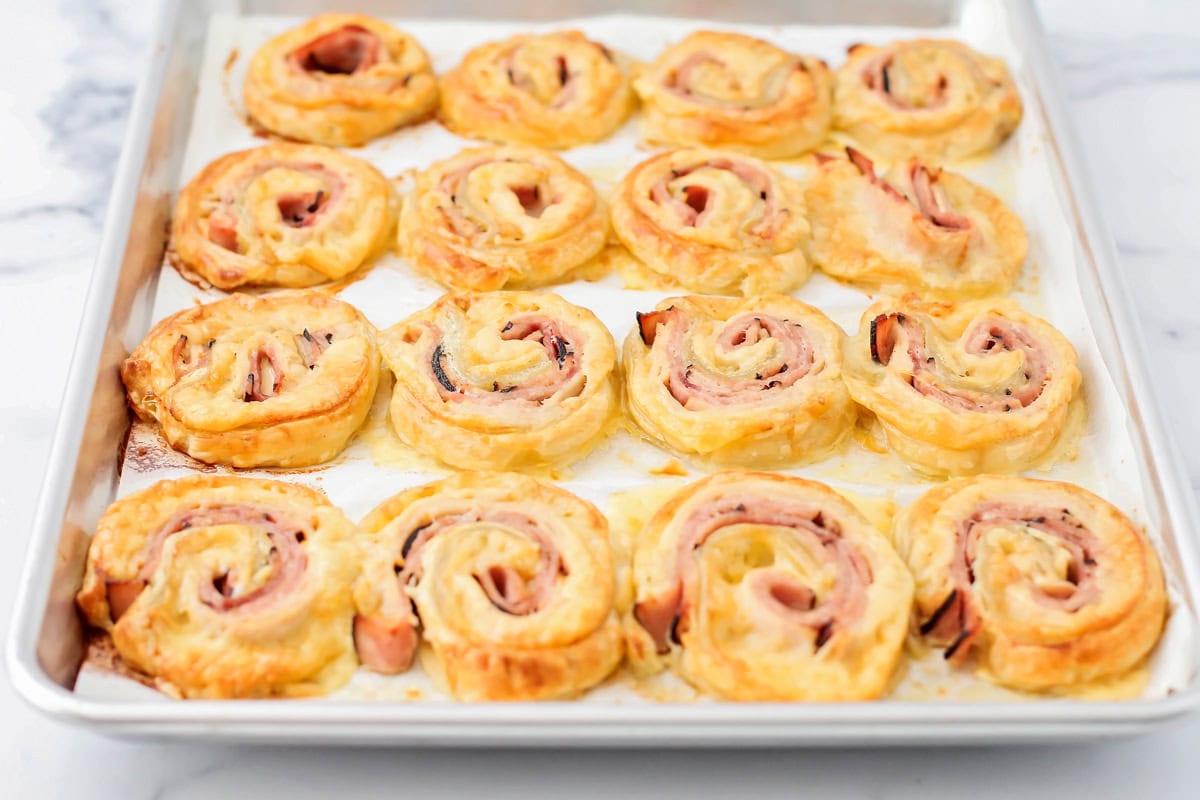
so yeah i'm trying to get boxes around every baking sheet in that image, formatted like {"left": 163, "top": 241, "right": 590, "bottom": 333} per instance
{"left": 76, "top": 0, "right": 1198, "bottom": 703}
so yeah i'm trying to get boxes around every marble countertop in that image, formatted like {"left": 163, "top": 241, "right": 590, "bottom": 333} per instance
{"left": 2, "top": 0, "right": 1199, "bottom": 796}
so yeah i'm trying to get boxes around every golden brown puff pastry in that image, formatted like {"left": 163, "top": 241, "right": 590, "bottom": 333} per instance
{"left": 833, "top": 39, "right": 1022, "bottom": 161}
{"left": 121, "top": 291, "right": 379, "bottom": 468}
{"left": 379, "top": 291, "right": 617, "bottom": 470}
{"left": 806, "top": 147, "right": 1027, "bottom": 297}
{"left": 610, "top": 148, "right": 810, "bottom": 295}
{"left": 75, "top": 476, "right": 361, "bottom": 699}
{"left": 623, "top": 295, "right": 854, "bottom": 466}
{"left": 243, "top": 13, "right": 438, "bottom": 146}
{"left": 171, "top": 143, "right": 396, "bottom": 290}
{"left": 398, "top": 145, "right": 608, "bottom": 291}
{"left": 893, "top": 476, "right": 1166, "bottom": 692}
{"left": 352, "top": 472, "right": 623, "bottom": 701}
{"left": 634, "top": 30, "right": 833, "bottom": 159}
{"left": 842, "top": 296, "right": 1082, "bottom": 477}
{"left": 439, "top": 30, "right": 635, "bottom": 149}
{"left": 625, "top": 471, "right": 913, "bottom": 701}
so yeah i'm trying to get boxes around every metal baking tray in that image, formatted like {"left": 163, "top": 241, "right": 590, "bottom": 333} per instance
{"left": 8, "top": 0, "right": 1200, "bottom": 745}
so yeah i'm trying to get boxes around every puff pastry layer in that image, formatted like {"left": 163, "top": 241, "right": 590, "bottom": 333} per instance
{"left": 625, "top": 471, "right": 913, "bottom": 701}
{"left": 634, "top": 30, "right": 832, "bottom": 158}
{"left": 806, "top": 147, "right": 1027, "bottom": 297}
{"left": 171, "top": 143, "right": 396, "bottom": 290}
{"left": 398, "top": 145, "right": 608, "bottom": 291}
{"left": 610, "top": 149, "right": 810, "bottom": 295}
{"left": 833, "top": 39, "right": 1022, "bottom": 161}
{"left": 122, "top": 291, "right": 380, "bottom": 468}
{"left": 244, "top": 13, "right": 438, "bottom": 146}
{"left": 379, "top": 291, "right": 617, "bottom": 470}
{"left": 439, "top": 30, "right": 634, "bottom": 148}
{"left": 894, "top": 476, "right": 1166, "bottom": 692}
{"left": 76, "top": 476, "right": 361, "bottom": 699}
{"left": 353, "top": 472, "right": 623, "bottom": 701}
{"left": 623, "top": 295, "right": 854, "bottom": 466}
{"left": 843, "top": 296, "right": 1082, "bottom": 477}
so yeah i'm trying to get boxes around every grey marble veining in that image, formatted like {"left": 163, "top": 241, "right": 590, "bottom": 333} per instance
{"left": 1, "top": 1, "right": 1198, "bottom": 796}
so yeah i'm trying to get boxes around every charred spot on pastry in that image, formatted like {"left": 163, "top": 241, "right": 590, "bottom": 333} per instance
{"left": 919, "top": 589, "right": 958, "bottom": 635}
{"left": 552, "top": 336, "right": 569, "bottom": 366}
{"left": 881, "top": 66, "right": 891, "bottom": 94}
{"left": 669, "top": 614, "right": 683, "bottom": 646}
{"left": 278, "top": 189, "right": 326, "bottom": 227}
{"left": 636, "top": 307, "right": 675, "bottom": 347}
{"left": 294, "top": 531, "right": 306, "bottom": 543}
{"left": 401, "top": 523, "right": 431, "bottom": 559}
{"left": 431, "top": 344, "right": 457, "bottom": 392}
{"left": 943, "top": 626, "right": 973, "bottom": 660}
{"left": 869, "top": 313, "right": 900, "bottom": 365}
{"left": 681, "top": 184, "right": 709, "bottom": 216}
{"left": 556, "top": 55, "right": 569, "bottom": 87}
{"left": 814, "top": 621, "right": 834, "bottom": 650}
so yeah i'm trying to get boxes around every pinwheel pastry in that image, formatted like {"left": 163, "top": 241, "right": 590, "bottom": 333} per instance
{"left": 76, "top": 476, "right": 361, "bottom": 699}
{"left": 121, "top": 291, "right": 380, "bottom": 468}
{"left": 634, "top": 30, "right": 833, "bottom": 158}
{"left": 610, "top": 148, "right": 810, "bottom": 295}
{"left": 353, "top": 472, "right": 623, "bottom": 701}
{"left": 439, "top": 30, "right": 635, "bottom": 149}
{"left": 623, "top": 295, "right": 854, "bottom": 466}
{"left": 171, "top": 143, "right": 396, "bottom": 290}
{"left": 805, "top": 147, "right": 1027, "bottom": 297}
{"left": 833, "top": 39, "right": 1023, "bottom": 161}
{"left": 379, "top": 291, "right": 617, "bottom": 470}
{"left": 397, "top": 145, "right": 608, "bottom": 291}
{"left": 243, "top": 13, "right": 438, "bottom": 146}
{"left": 843, "top": 296, "right": 1082, "bottom": 477}
{"left": 894, "top": 476, "right": 1167, "bottom": 692}
{"left": 624, "top": 471, "right": 913, "bottom": 701}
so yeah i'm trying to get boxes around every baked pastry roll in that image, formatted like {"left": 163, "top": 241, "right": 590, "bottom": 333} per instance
{"left": 806, "top": 147, "right": 1027, "bottom": 297}
{"left": 610, "top": 149, "right": 810, "bottom": 295}
{"left": 843, "top": 296, "right": 1082, "bottom": 477}
{"left": 379, "top": 291, "right": 617, "bottom": 470}
{"left": 894, "top": 476, "right": 1167, "bottom": 692}
{"left": 122, "top": 291, "right": 380, "bottom": 468}
{"left": 398, "top": 145, "right": 607, "bottom": 291}
{"left": 623, "top": 295, "right": 854, "bottom": 466}
{"left": 833, "top": 39, "right": 1022, "bottom": 161}
{"left": 75, "top": 476, "right": 361, "bottom": 699}
{"left": 625, "top": 471, "right": 913, "bottom": 701}
{"left": 244, "top": 13, "right": 438, "bottom": 146}
{"left": 439, "top": 30, "right": 634, "bottom": 149}
{"left": 634, "top": 31, "right": 833, "bottom": 158}
{"left": 353, "top": 472, "right": 623, "bottom": 700}
{"left": 171, "top": 143, "right": 396, "bottom": 290}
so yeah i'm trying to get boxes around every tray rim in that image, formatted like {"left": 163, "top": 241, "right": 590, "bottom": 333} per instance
{"left": 8, "top": 0, "right": 1200, "bottom": 744}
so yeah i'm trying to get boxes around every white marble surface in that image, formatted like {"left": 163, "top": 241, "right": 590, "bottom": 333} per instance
{"left": 2, "top": 0, "right": 1199, "bottom": 796}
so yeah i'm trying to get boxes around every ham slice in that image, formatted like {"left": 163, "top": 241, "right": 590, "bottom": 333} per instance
{"left": 292, "top": 25, "right": 381, "bottom": 75}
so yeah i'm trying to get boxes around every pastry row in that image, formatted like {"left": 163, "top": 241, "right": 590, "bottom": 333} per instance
{"left": 173, "top": 141, "right": 1027, "bottom": 296}
{"left": 123, "top": 289, "right": 1082, "bottom": 478}
{"left": 244, "top": 14, "right": 1022, "bottom": 161}
{"left": 77, "top": 471, "right": 1167, "bottom": 701}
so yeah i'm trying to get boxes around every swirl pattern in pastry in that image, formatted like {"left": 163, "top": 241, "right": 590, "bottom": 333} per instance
{"left": 610, "top": 148, "right": 810, "bottom": 295}
{"left": 122, "top": 291, "right": 380, "bottom": 468}
{"left": 893, "top": 476, "right": 1167, "bottom": 691}
{"left": 353, "top": 472, "right": 623, "bottom": 700}
{"left": 833, "top": 39, "right": 1023, "bottom": 161}
{"left": 623, "top": 295, "right": 854, "bottom": 466}
{"left": 75, "top": 476, "right": 361, "bottom": 699}
{"left": 244, "top": 13, "right": 438, "bottom": 146}
{"left": 634, "top": 30, "right": 832, "bottom": 158}
{"left": 439, "top": 30, "right": 634, "bottom": 148}
{"left": 842, "top": 296, "right": 1082, "bottom": 477}
{"left": 379, "top": 291, "right": 617, "bottom": 470}
{"left": 398, "top": 145, "right": 608, "bottom": 291}
{"left": 171, "top": 143, "right": 396, "bottom": 290}
{"left": 625, "top": 471, "right": 913, "bottom": 701}
{"left": 806, "top": 147, "right": 1027, "bottom": 297}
